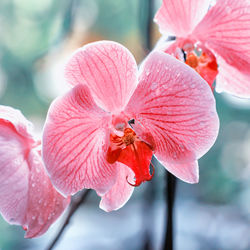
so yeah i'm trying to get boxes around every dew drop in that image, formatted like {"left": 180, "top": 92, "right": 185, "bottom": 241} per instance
{"left": 162, "top": 84, "right": 168, "bottom": 90}
{"left": 179, "top": 144, "right": 185, "bottom": 152}
{"left": 38, "top": 216, "right": 44, "bottom": 225}
{"left": 225, "top": 6, "right": 231, "bottom": 14}
{"left": 151, "top": 82, "right": 157, "bottom": 90}
{"left": 32, "top": 183, "right": 36, "bottom": 188}
{"left": 33, "top": 158, "right": 40, "bottom": 165}
{"left": 32, "top": 216, "right": 36, "bottom": 220}
{"left": 200, "top": 121, "right": 206, "bottom": 126}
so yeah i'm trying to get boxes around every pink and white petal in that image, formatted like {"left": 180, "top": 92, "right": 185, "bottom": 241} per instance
{"left": 42, "top": 84, "right": 117, "bottom": 197}
{"left": 0, "top": 120, "right": 69, "bottom": 238}
{"left": 192, "top": 0, "right": 250, "bottom": 73}
{"left": 0, "top": 105, "right": 35, "bottom": 143}
{"left": 216, "top": 56, "right": 250, "bottom": 98}
{"left": 99, "top": 165, "right": 134, "bottom": 212}
{"left": 154, "top": 0, "right": 211, "bottom": 37}
{"left": 24, "top": 150, "right": 70, "bottom": 238}
{"left": 125, "top": 51, "right": 219, "bottom": 165}
{"left": 160, "top": 160, "right": 199, "bottom": 183}
{"left": 0, "top": 124, "right": 29, "bottom": 225}
{"left": 65, "top": 41, "right": 138, "bottom": 113}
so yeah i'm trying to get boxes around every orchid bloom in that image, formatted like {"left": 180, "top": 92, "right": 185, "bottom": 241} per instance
{"left": 42, "top": 41, "right": 219, "bottom": 212}
{"left": 154, "top": 0, "right": 250, "bottom": 97}
{"left": 0, "top": 105, "right": 70, "bottom": 238}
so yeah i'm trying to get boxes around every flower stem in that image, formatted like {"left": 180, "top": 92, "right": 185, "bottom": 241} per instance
{"left": 46, "top": 190, "right": 91, "bottom": 250}
{"left": 163, "top": 172, "right": 177, "bottom": 250}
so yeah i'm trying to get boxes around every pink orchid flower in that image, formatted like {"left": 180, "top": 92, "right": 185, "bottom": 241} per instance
{"left": 0, "top": 105, "right": 70, "bottom": 238}
{"left": 42, "top": 41, "right": 219, "bottom": 212}
{"left": 154, "top": 0, "right": 250, "bottom": 97}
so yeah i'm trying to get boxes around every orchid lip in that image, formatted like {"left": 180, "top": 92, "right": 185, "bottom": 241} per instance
{"left": 107, "top": 127, "right": 154, "bottom": 187}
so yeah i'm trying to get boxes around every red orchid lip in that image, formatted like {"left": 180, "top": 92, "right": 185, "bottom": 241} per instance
{"left": 107, "top": 127, "right": 154, "bottom": 187}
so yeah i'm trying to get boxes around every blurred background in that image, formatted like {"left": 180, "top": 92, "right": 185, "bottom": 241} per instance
{"left": 0, "top": 0, "right": 250, "bottom": 249}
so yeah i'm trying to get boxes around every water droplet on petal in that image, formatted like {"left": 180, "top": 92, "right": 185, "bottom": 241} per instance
{"left": 200, "top": 121, "right": 206, "bottom": 126}
{"left": 38, "top": 216, "right": 44, "bottom": 225}
{"left": 225, "top": 6, "right": 231, "bottom": 14}
{"left": 162, "top": 84, "right": 168, "bottom": 90}
{"left": 151, "top": 82, "right": 157, "bottom": 90}
{"left": 179, "top": 144, "right": 185, "bottom": 152}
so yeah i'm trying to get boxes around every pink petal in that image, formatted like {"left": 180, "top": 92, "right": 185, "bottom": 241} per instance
{"left": 192, "top": 0, "right": 250, "bottom": 75}
{"left": 154, "top": 0, "right": 210, "bottom": 37}
{"left": 0, "top": 105, "right": 35, "bottom": 143}
{"left": 42, "top": 84, "right": 117, "bottom": 196}
{"left": 99, "top": 166, "right": 134, "bottom": 212}
{"left": 0, "top": 111, "right": 70, "bottom": 238}
{"left": 65, "top": 41, "right": 138, "bottom": 113}
{"left": 216, "top": 56, "right": 250, "bottom": 98}
{"left": 125, "top": 51, "right": 219, "bottom": 166}
{"left": 24, "top": 150, "right": 70, "bottom": 238}
{"left": 0, "top": 124, "right": 29, "bottom": 226}
{"left": 160, "top": 160, "right": 199, "bottom": 183}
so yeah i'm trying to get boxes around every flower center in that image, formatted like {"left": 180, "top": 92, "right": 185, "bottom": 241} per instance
{"left": 122, "top": 128, "right": 136, "bottom": 146}
{"left": 172, "top": 41, "right": 218, "bottom": 90}
{"left": 106, "top": 127, "right": 154, "bottom": 186}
